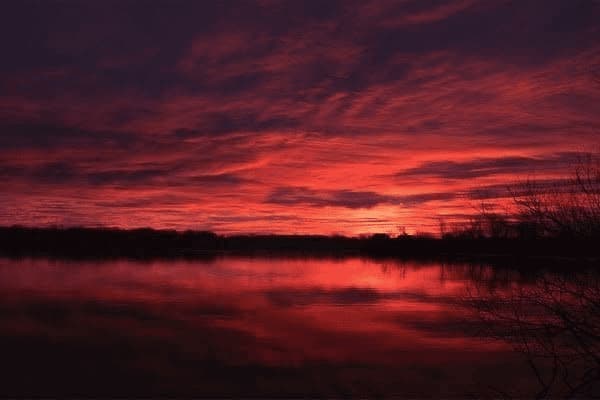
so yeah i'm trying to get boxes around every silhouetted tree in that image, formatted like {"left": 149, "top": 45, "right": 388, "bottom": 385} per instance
{"left": 466, "top": 271, "right": 600, "bottom": 398}
{"left": 511, "top": 152, "right": 600, "bottom": 239}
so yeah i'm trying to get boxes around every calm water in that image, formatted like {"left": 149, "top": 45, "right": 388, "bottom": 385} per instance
{"left": 0, "top": 256, "right": 597, "bottom": 397}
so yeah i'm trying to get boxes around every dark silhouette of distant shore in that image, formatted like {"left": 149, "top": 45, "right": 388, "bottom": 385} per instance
{"left": 2, "top": 153, "right": 598, "bottom": 261}
{"left": 1, "top": 226, "right": 598, "bottom": 260}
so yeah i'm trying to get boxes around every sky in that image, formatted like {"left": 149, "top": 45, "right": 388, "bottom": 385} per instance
{"left": 1, "top": 0, "right": 600, "bottom": 235}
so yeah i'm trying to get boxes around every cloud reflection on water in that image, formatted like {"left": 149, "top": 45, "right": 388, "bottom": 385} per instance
{"left": 0, "top": 256, "right": 587, "bottom": 397}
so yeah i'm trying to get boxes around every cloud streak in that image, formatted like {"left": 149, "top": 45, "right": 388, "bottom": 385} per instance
{"left": 396, "top": 152, "right": 583, "bottom": 180}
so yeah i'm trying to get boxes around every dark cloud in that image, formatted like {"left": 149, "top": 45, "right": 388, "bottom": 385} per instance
{"left": 4, "top": 0, "right": 596, "bottom": 99}
{"left": 265, "top": 187, "right": 397, "bottom": 209}
{"left": 6, "top": 161, "right": 172, "bottom": 186}
{"left": 4, "top": 160, "right": 253, "bottom": 189}
{"left": 372, "top": 0, "right": 600, "bottom": 64}
{"left": 0, "top": 122, "right": 88, "bottom": 149}
{"left": 86, "top": 169, "right": 168, "bottom": 186}
{"left": 189, "top": 173, "right": 255, "bottom": 186}
{"left": 93, "top": 195, "right": 191, "bottom": 209}
{"left": 266, "top": 187, "right": 456, "bottom": 209}
{"left": 396, "top": 152, "right": 583, "bottom": 180}
{"left": 0, "top": 164, "right": 23, "bottom": 179}
{"left": 401, "top": 192, "right": 457, "bottom": 205}
{"left": 0, "top": 121, "right": 136, "bottom": 150}
{"left": 31, "top": 162, "right": 78, "bottom": 184}
{"left": 466, "top": 178, "right": 580, "bottom": 201}
{"left": 174, "top": 113, "right": 300, "bottom": 137}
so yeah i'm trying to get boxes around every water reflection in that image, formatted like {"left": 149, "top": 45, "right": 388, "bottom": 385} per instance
{"left": 466, "top": 269, "right": 600, "bottom": 398}
{"left": 0, "top": 256, "right": 597, "bottom": 397}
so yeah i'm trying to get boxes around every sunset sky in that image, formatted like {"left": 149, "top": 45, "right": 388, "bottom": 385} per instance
{"left": 2, "top": 0, "right": 600, "bottom": 235}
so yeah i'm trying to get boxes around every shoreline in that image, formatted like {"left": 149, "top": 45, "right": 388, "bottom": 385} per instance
{"left": 1, "top": 226, "right": 599, "bottom": 264}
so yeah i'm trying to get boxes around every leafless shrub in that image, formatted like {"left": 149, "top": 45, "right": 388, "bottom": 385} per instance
{"left": 511, "top": 152, "right": 600, "bottom": 238}
{"left": 466, "top": 272, "right": 600, "bottom": 398}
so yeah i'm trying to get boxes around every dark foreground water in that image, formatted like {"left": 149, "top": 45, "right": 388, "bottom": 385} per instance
{"left": 0, "top": 256, "right": 598, "bottom": 397}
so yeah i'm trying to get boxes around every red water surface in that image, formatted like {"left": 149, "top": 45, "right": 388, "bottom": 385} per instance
{"left": 0, "top": 256, "right": 543, "bottom": 397}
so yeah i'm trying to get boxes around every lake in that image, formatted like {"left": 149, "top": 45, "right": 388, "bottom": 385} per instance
{"left": 0, "top": 256, "right": 598, "bottom": 397}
